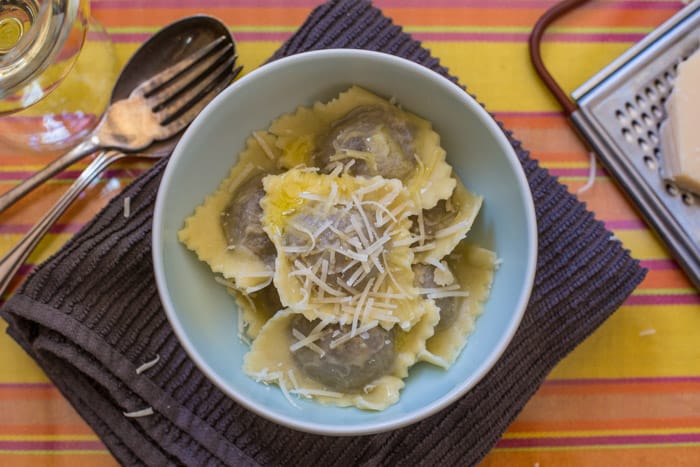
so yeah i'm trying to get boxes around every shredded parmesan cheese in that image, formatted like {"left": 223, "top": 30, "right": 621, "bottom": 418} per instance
{"left": 330, "top": 319, "right": 379, "bottom": 349}
{"left": 226, "top": 162, "right": 256, "bottom": 193}
{"left": 135, "top": 354, "right": 160, "bottom": 374}
{"left": 252, "top": 131, "right": 276, "bottom": 160}
{"left": 278, "top": 377, "right": 300, "bottom": 408}
{"left": 123, "top": 407, "right": 154, "bottom": 418}
{"left": 290, "top": 327, "right": 327, "bottom": 356}
{"left": 434, "top": 220, "right": 470, "bottom": 239}
{"left": 577, "top": 152, "right": 597, "bottom": 194}
{"left": 123, "top": 197, "right": 131, "bottom": 218}
{"left": 290, "top": 388, "right": 343, "bottom": 398}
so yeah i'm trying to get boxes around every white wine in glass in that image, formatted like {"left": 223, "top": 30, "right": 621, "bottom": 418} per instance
{"left": 0, "top": 0, "right": 117, "bottom": 153}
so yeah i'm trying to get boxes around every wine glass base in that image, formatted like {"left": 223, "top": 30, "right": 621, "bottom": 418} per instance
{"left": 0, "top": 17, "right": 117, "bottom": 154}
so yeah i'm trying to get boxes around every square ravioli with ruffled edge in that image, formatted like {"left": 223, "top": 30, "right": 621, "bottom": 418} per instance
{"left": 413, "top": 242, "right": 498, "bottom": 368}
{"left": 244, "top": 303, "right": 438, "bottom": 411}
{"left": 269, "top": 85, "right": 455, "bottom": 211}
{"left": 178, "top": 132, "right": 281, "bottom": 294}
{"left": 261, "top": 167, "right": 427, "bottom": 332}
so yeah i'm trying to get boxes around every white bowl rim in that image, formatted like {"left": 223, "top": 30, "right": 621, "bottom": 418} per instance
{"left": 152, "top": 48, "right": 537, "bottom": 436}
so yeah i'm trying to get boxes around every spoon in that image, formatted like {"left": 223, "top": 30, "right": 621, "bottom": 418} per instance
{"left": 0, "top": 15, "right": 236, "bottom": 214}
{"left": 0, "top": 16, "right": 239, "bottom": 297}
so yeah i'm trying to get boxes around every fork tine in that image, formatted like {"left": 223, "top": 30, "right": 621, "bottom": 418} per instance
{"left": 145, "top": 46, "right": 235, "bottom": 110}
{"left": 157, "top": 65, "right": 242, "bottom": 138}
{"left": 155, "top": 54, "right": 236, "bottom": 124}
{"left": 130, "top": 36, "right": 229, "bottom": 98}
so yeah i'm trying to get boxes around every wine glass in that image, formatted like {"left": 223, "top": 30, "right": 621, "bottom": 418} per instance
{"left": 0, "top": 0, "right": 117, "bottom": 153}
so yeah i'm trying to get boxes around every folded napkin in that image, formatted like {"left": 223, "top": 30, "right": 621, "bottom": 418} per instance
{"left": 1, "top": 0, "right": 646, "bottom": 465}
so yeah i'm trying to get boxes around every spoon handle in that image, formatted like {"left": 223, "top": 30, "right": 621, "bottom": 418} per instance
{"left": 0, "top": 150, "right": 126, "bottom": 298}
{"left": 0, "top": 138, "right": 99, "bottom": 214}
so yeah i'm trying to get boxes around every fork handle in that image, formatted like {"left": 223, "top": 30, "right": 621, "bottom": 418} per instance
{"left": 0, "top": 137, "right": 100, "bottom": 214}
{"left": 0, "top": 150, "right": 125, "bottom": 298}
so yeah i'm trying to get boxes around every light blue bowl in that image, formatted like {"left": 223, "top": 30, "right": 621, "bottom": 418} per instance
{"left": 152, "top": 49, "right": 537, "bottom": 436}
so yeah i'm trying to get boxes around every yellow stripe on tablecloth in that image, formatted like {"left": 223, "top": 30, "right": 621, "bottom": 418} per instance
{"left": 0, "top": 325, "right": 48, "bottom": 383}
{"left": 0, "top": 234, "right": 73, "bottom": 265}
{"left": 549, "top": 304, "right": 700, "bottom": 379}
{"left": 419, "top": 42, "right": 634, "bottom": 112}
{"left": 614, "top": 230, "right": 671, "bottom": 260}
{"left": 635, "top": 288, "right": 696, "bottom": 296}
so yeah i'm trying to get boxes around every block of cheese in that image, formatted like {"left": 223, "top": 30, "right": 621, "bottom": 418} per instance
{"left": 660, "top": 48, "right": 700, "bottom": 194}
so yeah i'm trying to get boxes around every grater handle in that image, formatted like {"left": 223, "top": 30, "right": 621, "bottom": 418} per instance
{"left": 528, "top": 0, "right": 591, "bottom": 116}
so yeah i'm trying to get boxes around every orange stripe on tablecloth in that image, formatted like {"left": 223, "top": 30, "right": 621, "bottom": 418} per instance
{"left": 639, "top": 268, "right": 695, "bottom": 290}
{"left": 548, "top": 4, "right": 679, "bottom": 28}
{"left": 538, "top": 377, "right": 700, "bottom": 396}
{"left": 0, "top": 425, "right": 100, "bottom": 436}
{"left": 509, "top": 418, "right": 700, "bottom": 433}
{"left": 567, "top": 178, "right": 642, "bottom": 220}
{"left": 0, "top": 399, "right": 92, "bottom": 424}
{"left": 0, "top": 154, "right": 59, "bottom": 164}
{"left": 496, "top": 112, "right": 567, "bottom": 128}
{"left": 0, "top": 386, "right": 62, "bottom": 401}
{"left": 511, "top": 391, "right": 700, "bottom": 428}
{"left": 95, "top": 8, "right": 312, "bottom": 28}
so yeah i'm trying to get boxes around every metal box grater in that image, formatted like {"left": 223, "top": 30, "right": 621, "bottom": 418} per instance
{"left": 570, "top": 1, "right": 700, "bottom": 289}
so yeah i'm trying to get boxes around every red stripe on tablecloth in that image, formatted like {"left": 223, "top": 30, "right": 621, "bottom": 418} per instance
{"left": 0, "top": 440, "right": 106, "bottom": 451}
{"left": 105, "top": 30, "right": 649, "bottom": 43}
{"left": 496, "top": 432, "right": 700, "bottom": 449}
{"left": 626, "top": 294, "right": 700, "bottom": 306}
{"left": 0, "top": 224, "right": 85, "bottom": 235}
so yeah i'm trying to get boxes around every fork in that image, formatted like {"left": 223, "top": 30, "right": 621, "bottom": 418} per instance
{"left": 0, "top": 42, "right": 242, "bottom": 298}
{"left": 0, "top": 35, "right": 240, "bottom": 214}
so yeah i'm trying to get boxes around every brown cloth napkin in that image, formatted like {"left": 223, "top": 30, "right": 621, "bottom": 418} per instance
{"left": 1, "top": 1, "right": 646, "bottom": 465}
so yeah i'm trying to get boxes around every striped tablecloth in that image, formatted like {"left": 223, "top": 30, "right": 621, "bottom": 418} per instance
{"left": 0, "top": 1, "right": 698, "bottom": 465}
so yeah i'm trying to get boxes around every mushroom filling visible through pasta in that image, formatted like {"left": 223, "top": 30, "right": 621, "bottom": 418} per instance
{"left": 289, "top": 315, "right": 396, "bottom": 392}
{"left": 314, "top": 105, "right": 417, "bottom": 180}
{"left": 220, "top": 173, "right": 276, "bottom": 267}
{"left": 412, "top": 198, "right": 460, "bottom": 238}
{"left": 413, "top": 263, "right": 458, "bottom": 331}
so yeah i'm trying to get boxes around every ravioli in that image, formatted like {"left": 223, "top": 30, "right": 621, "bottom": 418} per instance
{"left": 178, "top": 132, "right": 280, "bottom": 293}
{"left": 269, "top": 86, "right": 455, "bottom": 210}
{"left": 244, "top": 303, "right": 438, "bottom": 410}
{"left": 261, "top": 168, "right": 425, "bottom": 331}
{"left": 411, "top": 177, "right": 483, "bottom": 265}
{"left": 416, "top": 242, "right": 498, "bottom": 368}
